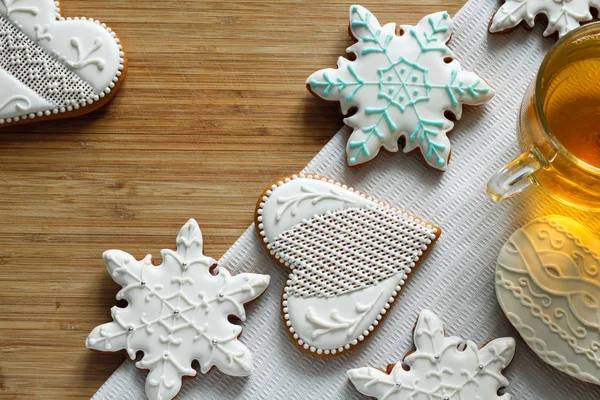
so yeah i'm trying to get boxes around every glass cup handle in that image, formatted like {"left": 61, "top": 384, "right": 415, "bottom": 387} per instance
{"left": 486, "top": 151, "right": 542, "bottom": 202}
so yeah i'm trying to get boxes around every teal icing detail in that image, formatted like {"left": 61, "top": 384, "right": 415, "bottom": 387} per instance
{"left": 441, "top": 69, "right": 491, "bottom": 106}
{"left": 411, "top": 28, "right": 448, "bottom": 53}
{"left": 310, "top": 7, "right": 491, "bottom": 168}
{"left": 410, "top": 120, "right": 447, "bottom": 165}
{"left": 310, "top": 65, "right": 365, "bottom": 102}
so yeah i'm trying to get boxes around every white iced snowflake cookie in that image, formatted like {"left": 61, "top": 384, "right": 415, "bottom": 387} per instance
{"left": 86, "top": 219, "right": 270, "bottom": 400}
{"left": 0, "top": 0, "right": 126, "bottom": 126}
{"left": 348, "top": 310, "right": 516, "bottom": 400}
{"left": 490, "top": 0, "right": 600, "bottom": 38}
{"left": 255, "top": 174, "right": 440, "bottom": 356}
{"left": 496, "top": 215, "right": 600, "bottom": 385}
{"left": 306, "top": 5, "right": 495, "bottom": 171}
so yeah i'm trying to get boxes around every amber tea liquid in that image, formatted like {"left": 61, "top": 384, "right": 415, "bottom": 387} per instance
{"left": 543, "top": 51, "right": 600, "bottom": 168}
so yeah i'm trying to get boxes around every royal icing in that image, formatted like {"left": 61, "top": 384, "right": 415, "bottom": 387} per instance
{"left": 256, "top": 174, "right": 439, "bottom": 355}
{"left": 496, "top": 215, "right": 600, "bottom": 385}
{"left": 490, "top": 0, "right": 600, "bottom": 38}
{"left": 306, "top": 6, "right": 494, "bottom": 171}
{"left": 86, "top": 219, "right": 270, "bottom": 400}
{"left": 348, "top": 310, "right": 516, "bottom": 400}
{"left": 0, "top": 0, "right": 125, "bottom": 125}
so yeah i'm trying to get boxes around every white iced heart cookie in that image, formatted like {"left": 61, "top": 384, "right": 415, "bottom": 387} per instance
{"left": 489, "top": 0, "right": 600, "bottom": 38}
{"left": 348, "top": 310, "right": 516, "bottom": 399}
{"left": 496, "top": 215, "right": 600, "bottom": 385}
{"left": 86, "top": 219, "right": 270, "bottom": 400}
{"left": 255, "top": 174, "right": 440, "bottom": 356}
{"left": 0, "top": 0, "right": 126, "bottom": 126}
{"left": 306, "top": 5, "right": 495, "bottom": 171}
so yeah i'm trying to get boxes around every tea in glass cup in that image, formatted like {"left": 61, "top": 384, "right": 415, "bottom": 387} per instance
{"left": 487, "top": 23, "right": 600, "bottom": 211}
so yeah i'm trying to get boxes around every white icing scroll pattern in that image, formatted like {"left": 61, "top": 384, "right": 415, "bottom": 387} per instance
{"left": 496, "top": 216, "right": 600, "bottom": 385}
{"left": 506, "top": 312, "right": 599, "bottom": 384}
{"left": 66, "top": 37, "right": 105, "bottom": 70}
{"left": 348, "top": 310, "right": 516, "bottom": 399}
{"left": 86, "top": 219, "right": 270, "bottom": 400}
{"left": 0, "top": 0, "right": 38, "bottom": 16}
{"left": 275, "top": 184, "right": 355, "bottom": 222}
{"left": 34, "top": 24, "right": 51, "bottom": 42}
{"left": 0, "top": 95, "right": 30, "bottom": 113}
{"left": 306, "top": 290, "right": 382, "bottom": 340}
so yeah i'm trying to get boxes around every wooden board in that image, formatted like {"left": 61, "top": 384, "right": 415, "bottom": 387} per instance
{"left": 0, "top": 1, "right": 464, "bottom": 398}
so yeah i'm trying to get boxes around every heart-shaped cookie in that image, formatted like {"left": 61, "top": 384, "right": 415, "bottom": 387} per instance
{"left": 255, "top": 174, "right": 440, "bottom": 356}
{"left": 496, "top": 215, "right": 600, "bottom": 384}
{"left": 0, "top": 0, "right": 126, "bottom": 126}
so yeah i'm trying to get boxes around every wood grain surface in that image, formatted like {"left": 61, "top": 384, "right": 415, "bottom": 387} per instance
{"left": 0, "top": 1, "right": 464, "bottom": 398}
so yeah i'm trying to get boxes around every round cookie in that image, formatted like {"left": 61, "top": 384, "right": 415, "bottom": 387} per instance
{"left": 496, "top": 215, "right": 600, "bottom": 385}
{"left": 306, "top": 5, "right": 495, "bottom": 171}
{"left": 255, "top": 174, "right": 441, "bottom": 357}
{"left": 0, "top": 0, "right": 127, "bottom": 126}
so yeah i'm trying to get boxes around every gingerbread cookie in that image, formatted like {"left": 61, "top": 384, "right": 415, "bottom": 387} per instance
{"left": 490, "top": 0, "right": 600, "bottom": 38}
{"left": 255, "top": 174, "right": 440, "bottom": 356}
{"left": 306, "top": 5, "right": 494, "bottom": 171}
{"left": 0, "top": 0, "right": 126, "bottom": 126}
{"left": 348, "top": 310, "right": 516, "bottom": 399}
{"left": 496, "top": 215, "right": 600, "bottom": 385}
{"left": 86, "top": 219, "right": 270, "bottom": 400}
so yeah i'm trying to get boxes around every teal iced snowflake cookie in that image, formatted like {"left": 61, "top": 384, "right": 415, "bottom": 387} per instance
{"left": 307, "top": 6, "right": 495, "bottom": 171}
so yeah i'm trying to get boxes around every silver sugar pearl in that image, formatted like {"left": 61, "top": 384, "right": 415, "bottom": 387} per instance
{"left": 173, "top": 310, "right": 179, "bottom": 315}
{"left": 140, "top": 281, "right": 146, "bottom": 286}
{"left": 478, "top": 364, "right": 484, "bottom": 371}
{"left": 443, "top": 397, "right": 450, "bottom": 400}
{"left": 211, "top": 339, "right": 218, "bottom": 345}
{"left": 434, "top": 354, "right": 440, "bottom": 361}
{"left": 218, "top": 293, "right": 224, "bottom": 298}
{"left": 181, "top": 262, "right": 187, "bottom": 267}
{"left": 128, "top": 326, "right": 134, "bottom": 332}
{"left": 395, "top": 383, "right": 401, "bottom": 389}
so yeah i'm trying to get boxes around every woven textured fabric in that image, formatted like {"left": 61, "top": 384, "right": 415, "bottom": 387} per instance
{"left": 0, "top": 15, "right": 95, "bottom": 108}
{"left": 273, "top": 205, "right": 436, "bottom": 298}
{"left": 94, "top": 0, "right": 600, "bottom": 398}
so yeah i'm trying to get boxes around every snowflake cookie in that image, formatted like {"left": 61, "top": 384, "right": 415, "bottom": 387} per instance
{"left": 490, "top": 0, "right": 600, "bottom": 38}
{"left": 348, "top": 310, "right": 517, "bottom": 400}
{"left": 306, "top": 5, "right": 495, "bottom": 171}
{"left": 255, "top": 174, "right": 440, "bottom": 356}
{"left": 86, "top": 219, "right": 270, "bottom": 400}
{"left": 496, "top": 216, "right": 600, "bottom": 385}
{"left": 0, "top": 0, "right": 127, "bottom": 126}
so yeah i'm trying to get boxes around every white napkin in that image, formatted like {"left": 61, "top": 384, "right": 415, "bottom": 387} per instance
{"left": 93, "top": 0, "right": 600, "bottom": 398}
